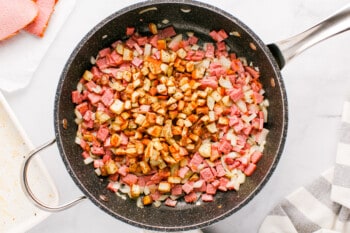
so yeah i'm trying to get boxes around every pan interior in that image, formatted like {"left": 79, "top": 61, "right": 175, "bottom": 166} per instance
{"left": 54, "top": 0, "right": 287, "bottom": 231}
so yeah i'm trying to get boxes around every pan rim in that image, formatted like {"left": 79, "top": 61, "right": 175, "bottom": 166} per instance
{"left": 54, "top": 0, "right": 288, "bottom": 231}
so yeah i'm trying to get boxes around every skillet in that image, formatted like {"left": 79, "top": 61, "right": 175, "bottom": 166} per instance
{"left": 22, "top": 1, "right": 350, "bottom": 231}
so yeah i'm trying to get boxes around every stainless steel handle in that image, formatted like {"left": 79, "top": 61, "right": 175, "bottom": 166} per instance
{"left": 268, "top": 3, "right": 350, "bottom": 68}
{"left": 21, "top": 138, "right": 87, "bottom": 212}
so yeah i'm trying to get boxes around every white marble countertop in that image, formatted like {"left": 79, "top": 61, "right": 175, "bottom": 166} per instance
{"left": 3, "top": 0, "right": 350, "bottom": 232}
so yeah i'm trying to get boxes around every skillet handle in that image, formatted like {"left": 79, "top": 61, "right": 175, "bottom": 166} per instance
{"left": 21, "top": 138, "right": 87, "bottom": 212}
{"left": 268, "top": 3, "right": 350, "bottom": 69}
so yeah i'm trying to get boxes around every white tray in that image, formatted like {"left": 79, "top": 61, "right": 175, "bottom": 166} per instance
{"left": 0, "top": 92, "right": 58, "bottom": 233}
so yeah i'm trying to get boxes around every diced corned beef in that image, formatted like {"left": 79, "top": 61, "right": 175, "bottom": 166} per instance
{"left": 126, "top": 38, "right": 136, "bottom": 48}
{"left": 93, "top": 159, "right": 104, "bottom": 168}
{"left": 72, "top": 90, "right": 82, "bottom": 104}
{"left": 191, "top": 50, "right": 205, "bottom": 61}
{"left": 122, "top": 173, "right": 138, "bottom": 186}
{"left": 209, "top": 29, "right": 228, "bottom": 42}
{"left": 188, "top": 35, "right": 199, "bottom": 45}
{"left": 96, "top": 57, "right": 109, "bottom": 70}
{"left": 87, "top": 93, "right": 101, "bottom": 105}
{"left": 134, "top": 36, "right": 148, "bottom": 46}
{"left": 98, "top": 48, "right": 111, "bottom": 58}
{"left": 200, "top": 77, "right": 218, "bottom": 89}
{"left": 91, "top": 146, "right": 105, "bottom": 155}
{"left": 218, "top": 140, "right": 232, "bottom": 154}
{"left": 251, "top": 151, "right": 262, "bottom": 164}
{"left": 211, "top": 179, "right": 220, "bottom": 188}
{"left": 159, "top": 26, "right": 176, "bottom": 39}
{"left": 194, "top": 180, "right": 207, "bottom": 193}
{"left": 81, "top": 151, "right": 90, "bottom": 159}
{"left": 24, "top": 0, "right": 55, "bottom": 37}
{"left": 137, "top": 175, "right": 151, "bottom": 187}
{"left": 104, "top": 137, "right": 111, "bottom": 147}
{"left": 151, "top": 191, "right": 161, "bottom": 201}
{"left": 109, "top": 51, "right": 123, "bottom": 66}
{"left": 131, "top": 56, "right": 143, "bottom": 68}
{"left": 97, "top": 126, "right": 109, "bottom": 142}
{"left": 216, "top": 41, "right": 227, "bottom": 51}
{"left": 109, "top": 173, "right": 119, "bottom": 182}
{"left": 150, "top": 173, "right": 162, "bottom": 183}
{"left": 228, "top": 115, "right": 239, "bottom": 126}
{"left": 85, "top": 81, "right": 97, "bottom": 92}
{"left": 200, "top": 167, "right": 215, "bottom": 182}
{"left": 210, "top": 166, "right": 218, "bottom": 178}
{"left": 244, "top": 163, "right": 257, "bottom": 176}
{"left": 227, "top": 88, "right": 243, "bottom": 102}
{"left": 120, "top": 132, "right": 129, "bottom": 145}
{"left": 171, "top": 184, "right": 183, "bottom": 196}
{"left": 201, "top": 194, "right": 214, "bottom": 202}
{"left": 245, "top": 66, "right": 260, "bottom": 79}
{"left": 178, "top": 166, "right": 190, "bottom": 178}
{"left": 206, "top": 183, "right": 217, "bottom": 195}
{"left": 205, "top": 43, "right": 215, "bottom": 58}
{"left": 133, "top": 43, "right": 144, "bottom": 55}
{"left": 101, "top": 88, "right": 114, "bottom": 107}
{"left": 126, "top": 27, "right": 135, "bottom": 36}
{"left": 107, "top": 182, "right": 118, "bottom": 192}
{"left": 83, "top": 119, "right": 94, "bottom": 129}
{"left": 231, "top": 59, "right": 245, "bottom": 73}
{"left": 149, "top": 35, "right": 159, "bottom": 47}
{"left": 165, "top": 198, "right": 177, "bottom": 207}
{"left": 118, "top": 165, "right": 129, "bottom": 176}
{"left": 182, "top": 181, "right": 194, "bottom": 194}
{"left": 253, "top": 92, "right": 264, "bottom": 104}
{"left": 79, "top": 139, "right": 87, "bottom": 150}
{"left": 215, "top": 164, "right": 226, "bottom": 177}
{"left": 102, "top": 154, "right": 111, "bottom": 163}
{"left": 233, "top": 119, "right": 244, "bottom": 133}
{"left": 184, "top": 191, "right": 197, "bottom": 203}
{"left": 189, "top": 153, "right": 204, "bottom": 172}
{"left": 218, "top": 177, "right": 229, "bottom": 191}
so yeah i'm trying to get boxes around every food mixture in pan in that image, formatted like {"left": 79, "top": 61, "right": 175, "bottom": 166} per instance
{"left": 71, "top": 23, "right": 269, "bottom": 208}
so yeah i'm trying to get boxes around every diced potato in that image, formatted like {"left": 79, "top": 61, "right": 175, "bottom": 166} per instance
{"left": 157, "top": 84, "right": 167, "bottom": 95}
{"left": 83, "top": 70, "right": 93, "bottom": 81}
{"left": 123, "top": 48, "right": 133, "bottom": 61}
{"left": 105, "top": 160, "right": 118, "bottom": 175}
{"left": 218, "top": 117, "right": 229, "bottom": 125}
{"left": 168, "top": 86, "right": 176, "bottom": 94}
{"left": 207, "top": 96, "right": 215, "bottom": 110}
{"left": 116, "top": 43, "right": 124, "bottom": 55}
{"left": 166, "top": 97, "right": 177, "bottom": 106}
{"left": 168, "top": 176, "right": 181, "bottom": 184}
{"left": 147, "top": 125, "right": 163, "bottom": 137}
{"left": 140, "top": 161, "right": 151, "bottom": 174}
{"left": 161, "top": 50, "right": 171, "bottom": 63}
{"left": 156, "top": 115, "right": 165, "bottom": 125}
{"left": 206, "top": 122, "right": 218, "bottom": 133}
{"left": 180, "top": 83, "right": 190, "bottom": 92}
{"left": 177, "top": 48, "right": 187, "bottom": 59}
{"left": 95, "top": 111, "right": 110, "bottom": 124}
{"left": 158, "top": 181, "right": 171, "bottom": 193}
{"left": 198, "top": 142, "right": 212, "bottom": 158}
{"left": 208, "top": 111, "right": 216, "bottom": 122}
{"left": 135, "top": 114, "right": 146, "bottom": 125}
{"left": 143, "top": 195, "right": 153, "bottom": 205}
{"left": 131, "top": 184, "right": 141, "bottom": 198}
{"left": 110, "top": 134, "right": 121, "bottom": 147}
{"left": 221, "top": 95, "right": 232, "bottom": 106}
{"left": 211, "top": 90, "right": 222, "bottom": 102}
{"left": 149, "top": 23, "right": 158, "bottom": 34}
{"left": 110, "top": 99, "right": 124, "bottom": 114}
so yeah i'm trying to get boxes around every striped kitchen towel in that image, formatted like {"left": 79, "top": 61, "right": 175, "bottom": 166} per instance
{"left": 259, "top": 102, "right": 350, "bottom": 233}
